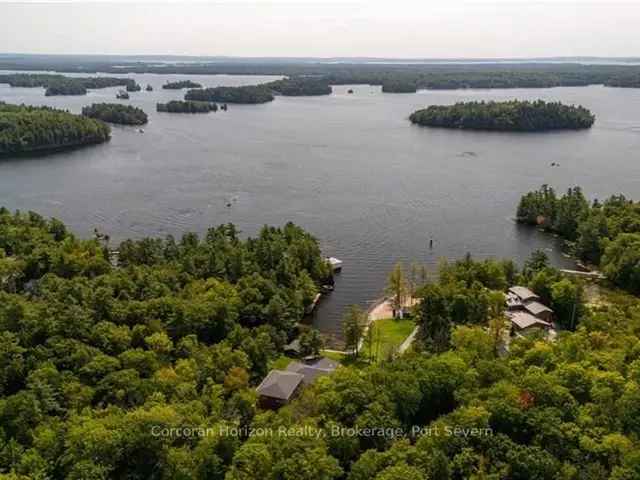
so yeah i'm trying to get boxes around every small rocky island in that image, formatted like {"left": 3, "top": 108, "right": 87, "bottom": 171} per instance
{"left": 82, "top": 103, "right": 148, "bottom": 125}
{"left": 0, "top": 102, "right": 110, "bottom": 156}
{"left": 409, "top": 100, "right": 595, "bottom": 131}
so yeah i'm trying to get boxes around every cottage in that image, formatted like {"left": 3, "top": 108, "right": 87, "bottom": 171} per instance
{"left": 506, "top": 285, "right": 555, "bottom": 339}
{"left": 523, "top": 300, "right": 554, "bottom": 322}
{"left": 286, "top": 357, "right": 339, "bottom": 385}
{"left": 507, "top": 285, "right": 554, "bottom": 320}
{"left": 256, "top": 357, "right": 338, "bottom": 408}
{"left": 255, "top": 370, "right": 304, "bottom": 409}
{"left": 508, "top": 286, "right": 540, "bottom": 302}
{"left": 507, "top": 286, "right": 540, "bottom": 309}
{"left": 510, "top": 311, "right": 552, "bottom": 337}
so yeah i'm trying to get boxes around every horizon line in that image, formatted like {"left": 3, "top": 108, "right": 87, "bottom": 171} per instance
{"left": 3, "top": 52, "right": 640, "bottom": 62}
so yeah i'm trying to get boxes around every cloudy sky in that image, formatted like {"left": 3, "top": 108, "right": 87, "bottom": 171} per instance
{"left": 1, "top": 1, "right": 639, "bottom": 58}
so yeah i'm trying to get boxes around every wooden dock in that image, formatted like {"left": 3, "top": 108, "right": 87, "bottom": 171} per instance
{"left": 559, "top": 269, "right": 605, "bottom": 280}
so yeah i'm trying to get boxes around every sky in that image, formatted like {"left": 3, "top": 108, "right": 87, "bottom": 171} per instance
{"left": 1, "top": 0, "right": 640, "bottom": 59}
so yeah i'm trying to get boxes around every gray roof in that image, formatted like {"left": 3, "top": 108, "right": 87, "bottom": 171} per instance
{"left": 307, "top": 357, "right": 339, "bottom": 371}
{"left": 286, "top": 357, "right": 338, "bottom": 385}
{"left": 256, "top": 370, "right": 303, "bottom": 400}
{"left": 524, "top": 301, "right": 553, "bottom": 316}
{"left": 286, "top": 362, "right": 331, "bottom": 384}
{"left": 508, "top": 286, "right": 539, "bottom": 302}
{"left": 510, "top": 311, "right": 551, "bottom": 330}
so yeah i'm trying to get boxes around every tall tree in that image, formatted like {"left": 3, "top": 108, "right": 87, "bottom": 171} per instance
{"left": 343, "top": 305, "right": 366, "bottom": 358}
{"left": 386, "top": 262, "right": 408, "bottom": 318}
{"left": 418, "top": 285, "right": 451, "bottom": 353}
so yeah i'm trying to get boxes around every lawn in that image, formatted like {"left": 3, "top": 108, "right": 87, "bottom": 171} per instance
{"left": 320, "top": 317, "right": 418, "bottom": 367}
{"left": 361, "top": 317, "right": 416, "bottom": 363}
{"left": 268, "top": 354, "right": 293, "bottom": 371}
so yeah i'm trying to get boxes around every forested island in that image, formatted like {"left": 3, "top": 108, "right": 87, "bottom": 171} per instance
{"left": 0, "top": 102, "right": 111, "bottom": 156}
{"left": 265, "top": 77, "right": 332, "bottom": 96}
{"left": 162, "top": 80, "right": 202, "bottom": 89}
{"left": 0, "top": 73, "right": 140, "bottom": 96}
{"left": 82, "top": 103, "right": 148, "bottom": 125}
{"left": 44, "top": 82, "right": 86, "bottom": 96}
{"left": 185, "top": 84, "right": 274, "bottom": 104}
{"left": 517, "top": 185, "right": 640, "bottom": 293}
{"left": 156, "top": 100, "right": 218, "bottom": 113}
{"left": 410, "top": 100, "right": 595, "bottom": 131}
{"left": 179, "top": 77, "right": 333, "bottom": 104}
{"left": 0, "top": 208, "right": 639, "bottom": 479}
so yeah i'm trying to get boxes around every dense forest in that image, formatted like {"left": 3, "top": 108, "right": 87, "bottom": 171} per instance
{"left": 185, "top": 85, "right": 275, "bottom": 104}
{"left": 0, "top": 73, "right": 140, "bottom": 96}
{"left": 0, "top": 102, "right": 111, "bottom": 156}
{"left": 162, "top": 80, "right": 203, "bottom": 90}
{"left": 410, "top": 100, "right": 595, "bottom": 131}
{"left": 517, "top": 185, "right": 640, "bottom": 293}
{"left": 381, "top": 79, "right": 417, "bottom": 93}
{"left": 7, "top": 62, "right": 640, "bottom": 99}
{"left": 604, "top": 74, "right": 640, "bottom": 88}
{"left": 157, "top": 100, "right": 219, "bottom": 113}
{"left": 0, "top": 209, "right": 638, "bottom": 479}
{"left": 44, "top": 82, "right": 87, "bottom": 96}
{"left": 6, "top": 55, "right": 640, "bottom": 91}
{"left": 81, "top": 103, "right": 148, "bottom": 125}
{"left": 265, "top": 77, "right": 332, "bottom": 96}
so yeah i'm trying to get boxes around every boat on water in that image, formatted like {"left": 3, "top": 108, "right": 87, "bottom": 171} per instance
{"left": 116, "top": 90, "right": 129, "bottom": 99}
{"left": 326, "top": 257, "right": 343, "bottom": 272}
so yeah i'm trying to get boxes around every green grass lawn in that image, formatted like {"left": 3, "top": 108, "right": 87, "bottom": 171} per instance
{"left": 320, "top": 349, "right": 370, "bottom": 368}
{"left": 319, "top": 318, "right": 417, "bottom": 367}
{"left": 361, "top": 317, "right": 416, "bottom": 362}
{"left": 321, "top": 350, "right": 346, "bottom": 363}
{"left": 268, "top": 354, "right": 292, "bottom": 371}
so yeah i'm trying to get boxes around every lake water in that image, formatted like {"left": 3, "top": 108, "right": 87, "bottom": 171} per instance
{"left": 2, "top": 71, "right": 640, "bottom": 342}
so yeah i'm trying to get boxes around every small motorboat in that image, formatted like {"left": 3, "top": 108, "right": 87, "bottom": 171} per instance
{"left": 326, "top": 257, "right": 343, "bottom": 272}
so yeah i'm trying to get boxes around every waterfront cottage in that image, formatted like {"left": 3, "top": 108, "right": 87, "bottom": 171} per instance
{"left": 507, "top": 285, "right": 554, "bottom": 319}
{"left": 510, "top": 311, "right": 552, "bottom": 337}
{"left": 522, "top": 300, "right": 554, "bottom": 322}
{"left": 507, "top": 286, "right": 540, "bottom": 306}
{"left": 506, "top": 285, "right": 555, "bottom": 337}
